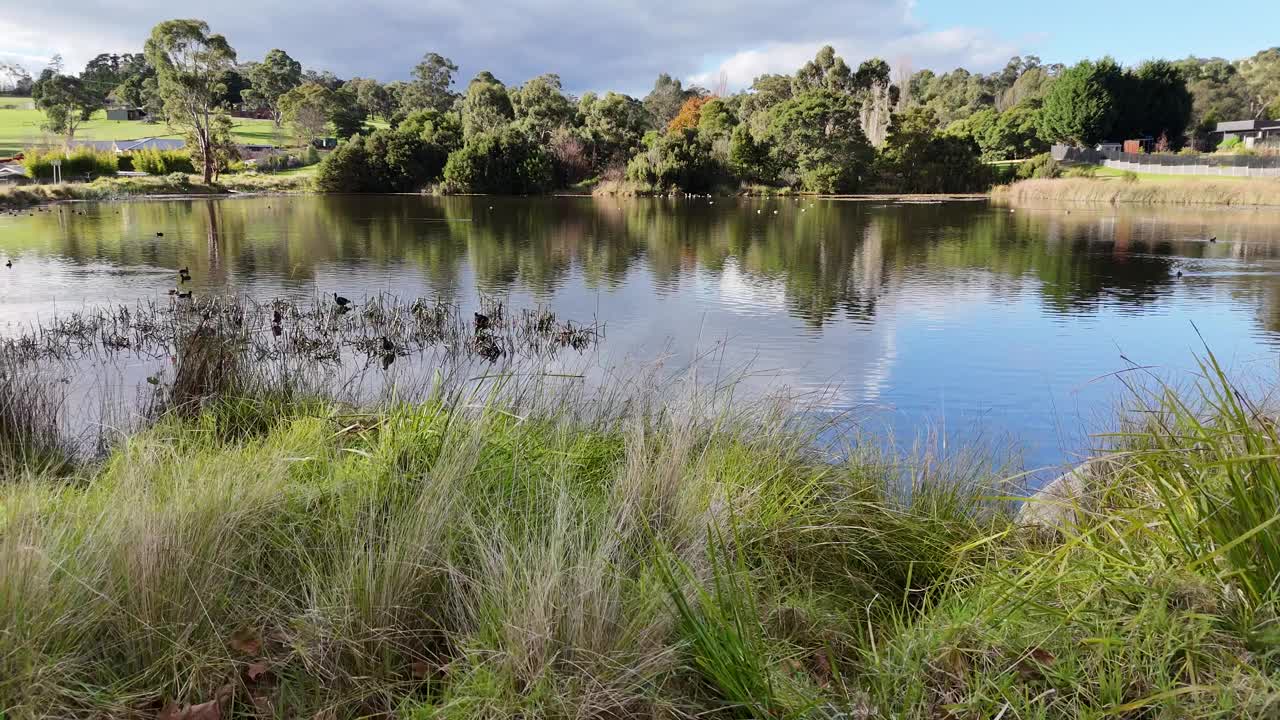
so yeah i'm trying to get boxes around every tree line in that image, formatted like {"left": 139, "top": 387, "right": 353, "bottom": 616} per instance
{"left": 14, "top": 20, "right": 1280, "bottom": 192}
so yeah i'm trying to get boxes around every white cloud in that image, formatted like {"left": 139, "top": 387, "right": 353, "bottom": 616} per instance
{"left": 0, "top": 0, "right": 1024, "bottom": 95}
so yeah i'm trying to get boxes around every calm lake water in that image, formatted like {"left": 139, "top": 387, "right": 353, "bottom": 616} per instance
{"left": 3, "top": 194, "right": 1280, "bottom": 473}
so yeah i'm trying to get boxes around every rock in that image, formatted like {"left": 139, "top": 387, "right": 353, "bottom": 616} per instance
{"left": 1018, "top": 458, "right": 1112, "bottom": 529}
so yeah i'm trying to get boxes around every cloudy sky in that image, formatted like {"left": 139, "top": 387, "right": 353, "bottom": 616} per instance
{"left": 1, "top": 0, "right": 1276, "bottom": 94}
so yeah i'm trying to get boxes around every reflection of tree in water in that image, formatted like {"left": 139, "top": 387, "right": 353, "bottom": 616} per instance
{"left": 14, "top": 197, "right": 1280, "bottom": 335}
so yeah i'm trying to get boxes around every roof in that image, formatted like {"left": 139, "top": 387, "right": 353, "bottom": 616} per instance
{"left": 0, "top": 165, "right": 26, "bottom": 177}
{"left": 1216, "top": 119, "right": 1280, "bottom": 132}
{"left": 116, "top": 138, "right": 185, "bottom": 152}
{"left": 70, "top": 140, "right": 120, "bottom": 152}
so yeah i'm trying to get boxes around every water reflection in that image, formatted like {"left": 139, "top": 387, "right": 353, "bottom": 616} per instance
{"left": 3, "top": 195, "right": 1279, "bottom": 470}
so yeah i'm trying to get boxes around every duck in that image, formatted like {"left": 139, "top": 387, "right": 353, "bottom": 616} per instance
{"left": 1176, "top": 270, "right": 1183, "bottom": 278}
{"left": 156, "top": 232, "right": 164, "bottom": 237}
{"left": 474, "top": 312, "right": 492, "bottom": 331}
{"left": 1209, "top": 236, "right": 1217, "bottom": 243}
{"left": 272, "top": 309, "right": 283, "bottom": 325}
{"left": 333, "top": 292, "right": 351, "bottom": 308}
{"left": 381, "top": 336, "right": 395, "bottom": 354}
{"left": 176, "top": 290, "right": 192, "bottom": 299}
{"left": 4, "top": 259, "right": 10, "bottom": 268}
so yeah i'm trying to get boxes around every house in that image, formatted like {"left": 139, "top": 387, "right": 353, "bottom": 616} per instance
{"left": 1211, "top": 120, "right": 1280, "bottom": 148}
{"left": 69, "top": 138, "right": 186, "bottom": 154}
{"left": 0, "top": 165, "right": 30, "bottom": 185}
{"left": 105, "top": 105, "right": 146, "bottom": 121}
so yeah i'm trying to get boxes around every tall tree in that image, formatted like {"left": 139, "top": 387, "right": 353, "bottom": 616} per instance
{"left": 0, "top": 63, "right": 33, "bottom": 94}
{"left": 643, "top": 74, "right": 694, "bottom": 130}
{"left": 403, "top": 52, "right": 458, "bottom": 113}
{"left": 511, "top": 73, "right": 574, "bottom": 142}
{"left": 80, "top": 53, "right": 147, "bottom": 113}
{"left": 793, "top": 46, "right": 855, "bottom": 96}
{"left": 346, "top": 77, "right": 396, "bottom": 120}
{"left": 244, "top": 49, "right": 302, "bottom": 126}
{"left": 461, "top": 71, "right": 514, "bottom": 137}
{"left": 765, "top": 89, "right": 874, "bottom": 193}
{"left": 1238, "top": 47, "right": 1280, "bottom": 119}
{"left": 144, "top": 19, "right": 238, "bottom": 183}
{"left": 279, "top": 82, "right": 333, "bottom": 142}
{"left": 1131, "top": 60, "right": 1192, "bottom": 147}
{"left": 1039, "top": 59, "right": 1122, "bottom": 145}
{"left": 578, "top": 91, "right": 648, "bottom": 170}
{"left": 33, "top": 74, "right": 96, "bottom": 140}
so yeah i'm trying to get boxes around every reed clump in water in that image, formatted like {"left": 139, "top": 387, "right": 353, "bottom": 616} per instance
{"left": 1, "top": 351, "right": 1279, "bottom": 718}
{"left": 992, "top": 176, "right": 1280, "bottom": 206}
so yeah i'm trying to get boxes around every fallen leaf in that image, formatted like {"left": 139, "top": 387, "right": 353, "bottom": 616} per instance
{"left": 1029, "top": 647, "right": 1056, "bottom": 666}
{"left": 230, "top": 628, "right": 262, "bottom": 656}
{"left": 246, "top": 661, "right": 270, "bottom": 682}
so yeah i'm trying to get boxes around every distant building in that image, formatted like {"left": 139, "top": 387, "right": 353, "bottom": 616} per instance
{"left": 1211, "top": 120, "right": 1280, "bottom": 148}
{"left": 105, "top": 106, "right": 146, "bottom": 121}
{"left": 69, "top": 137, "right": 186, "bottom": 154}
{"left": 0, "top": 165, "right": 31, "bottom": 185}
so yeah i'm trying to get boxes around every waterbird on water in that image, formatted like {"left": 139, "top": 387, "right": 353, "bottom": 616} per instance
{"left": 333, "top": 292, "right": 352, "bottom": 308}
{"left": 1209, "top": 236, "right": 1217, "bottom": 243}
{"left": 176, "top": 290, "right": 192, "bottom": 299}
{"left": 474, "top": 312, "right": 492, "bottom": 331}
{"left": 156, "top": 232, "right": 164, "bottom": 237}
{"left": 381, "top": 336, "right": 395, "bottom": 354}
{"left": 1176, "top": 270, "right": 1183, "bottom": 277}
{"left": 4, "top": 259, "right": 10, "bottom": 268}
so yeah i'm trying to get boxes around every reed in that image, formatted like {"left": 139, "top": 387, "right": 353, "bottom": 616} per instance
{"left": 992, "top": 176, "right": 1280, "bottom": 206}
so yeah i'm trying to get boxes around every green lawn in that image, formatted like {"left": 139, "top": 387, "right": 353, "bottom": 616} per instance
{"left": 1085, "top": 164, "right": 1258, "bottom": 182}
{"left": 0, "top": 107, "right": 286, "bottom": 157}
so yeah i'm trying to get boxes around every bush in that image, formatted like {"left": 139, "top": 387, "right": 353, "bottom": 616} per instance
{"left": 303, "top": 145, "right": 320, "bottom": 166}
{"left": 441, "top": 127, "right": 552, "bottom": 194}
{"left": 625, "top": 128, "right": 729, "bottom": 193}
{"left": 1015, "top": 152, "right": 1060, "bottom": 180}
{"left": 1063, "top": 165, "right": 1098, "bottom": 178}
{"left": 1120, "top": 170, "right": 1139, "bottom": 182}
{"left": 131, "top": 149, "right": 195, "bottom": 176}
{"left": 22, "top": 147, "right": 118, "bottom": 181}
{"left": 1216, "top": 136, "right": 1243, "bottom": 153}
{"left": 316, "top": 128, "right": 449, "bottom": 193}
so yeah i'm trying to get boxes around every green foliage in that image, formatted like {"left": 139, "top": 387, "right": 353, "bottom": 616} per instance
{"left": 144, "top": 19, "right": 238, "bottom": 183}
{"left": 279, "top": 82, "right": 366, "bottom": 142}
{"left": 315, "top": 125, "right": 450, "bottom": 193}
{"left": 461, "top": 71, "right": 514, "bottom": 138}
{"left": 948, "top": 104, "right": 1048, "bottom": 161}
{"left": 1014, "top": 152, "right": 1060, "bottom": 180}
{"left": 130, "top": 148, "right": 195, "bottom": 175}
{"left": 578, "top": 91, "right": 649, "bottom": 171}
{"left": 397, "top": 108, "right": 463, "bottom": 153}
{"left": 242, "top": 48, "right": 302, "bottom": 125}
{"left": 878, "top": 108, "right": 989, "bottom": 193}
{"left": 401, "top": 52, "right": 459, "bottom": 113}
{"left": 441, "top": 127, "right": 552, "bottom": 194}
{"left": 32, "top": 74, "right": 96, "bottom": 139}
{"left": 1039, "top": 58, "right": 1123, "bottom": 145}
{"left": 21, "top": 146, "right": 118, "bottom": 181}
{"left": 511, "top": 73, "right": 574, "bottom": 142}
{"left": 765, "top": 89, "right": 874, "bottom": 193}
{"left": 696, "top": 98, "right": 737, "bottom": 142}
{"left": 728, "top": 124, "right": 775, "bottom": 185}
{"left": 625, "top": 127, "right": 729, "bottom": 193}
{"left": 643, "top": 73, "right": 698, "bottom": 129}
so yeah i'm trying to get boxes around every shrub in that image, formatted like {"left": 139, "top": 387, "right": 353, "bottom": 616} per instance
{"left": 1120, "top": 170, "right": 1140, "bottom": 182}
{"left": 1015, "top": 152, "right": 1060, "bottom": 180}
{"left": 303, "top": 144, "right": 320, "bottom": 166}
{"left": 21, "top": 147, "right": 118, "bottom": 181}
{"left": 441, "top": 127, "right": 552, "bottom": 194}
{"left": 1063, "top": 164, "right": 1098, "bottom": 178}
{"left": 316, "top": 128, "right": 450, "bottom": 193}
{"left": 1216, "top": 136, "right": 1244, "bottom": 153}
{"left": 625, "top": 128, "right": 729, "bottom": 193}
{"left": 131, "top": 149, "right": 195, "bottom": 176}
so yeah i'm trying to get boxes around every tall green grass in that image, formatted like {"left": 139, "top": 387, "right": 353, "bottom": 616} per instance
{"left": 20, "top": 146, "right": 118, "bottom": 181}
{"left": 1, "top": 356, "right": 1278, "bottom": 718}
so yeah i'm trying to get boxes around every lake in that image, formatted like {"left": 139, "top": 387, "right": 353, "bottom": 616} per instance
{"left": 3, "top": 194, "right": 1279, "bottom": 474}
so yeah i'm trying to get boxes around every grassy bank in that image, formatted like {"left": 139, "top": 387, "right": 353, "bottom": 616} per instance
{"left": 993, "top": 176, "right": 1280, "bottom": 206}
{"left": 0, "top": 106, "right": 282, "bottom": 158}
{"left": 0, "top": 172, "right": 313, "bottom": 211}
{"left": 2, "top": 339, "right": 1280, "bottom": 718}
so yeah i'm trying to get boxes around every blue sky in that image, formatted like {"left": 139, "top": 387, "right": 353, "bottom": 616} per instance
{"left": 0, "top": 0, "right": 1275, "bottom": 94}
{"left": 920, "top": 0, "right": 1279, "bottom": 67}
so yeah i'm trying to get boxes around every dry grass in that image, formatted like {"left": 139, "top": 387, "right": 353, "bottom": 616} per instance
{"left": 992, "top": 176, "right": 1280, "bottom": 206}
{"left": 0, "top": 173, "right": 312, "bottom": 211}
